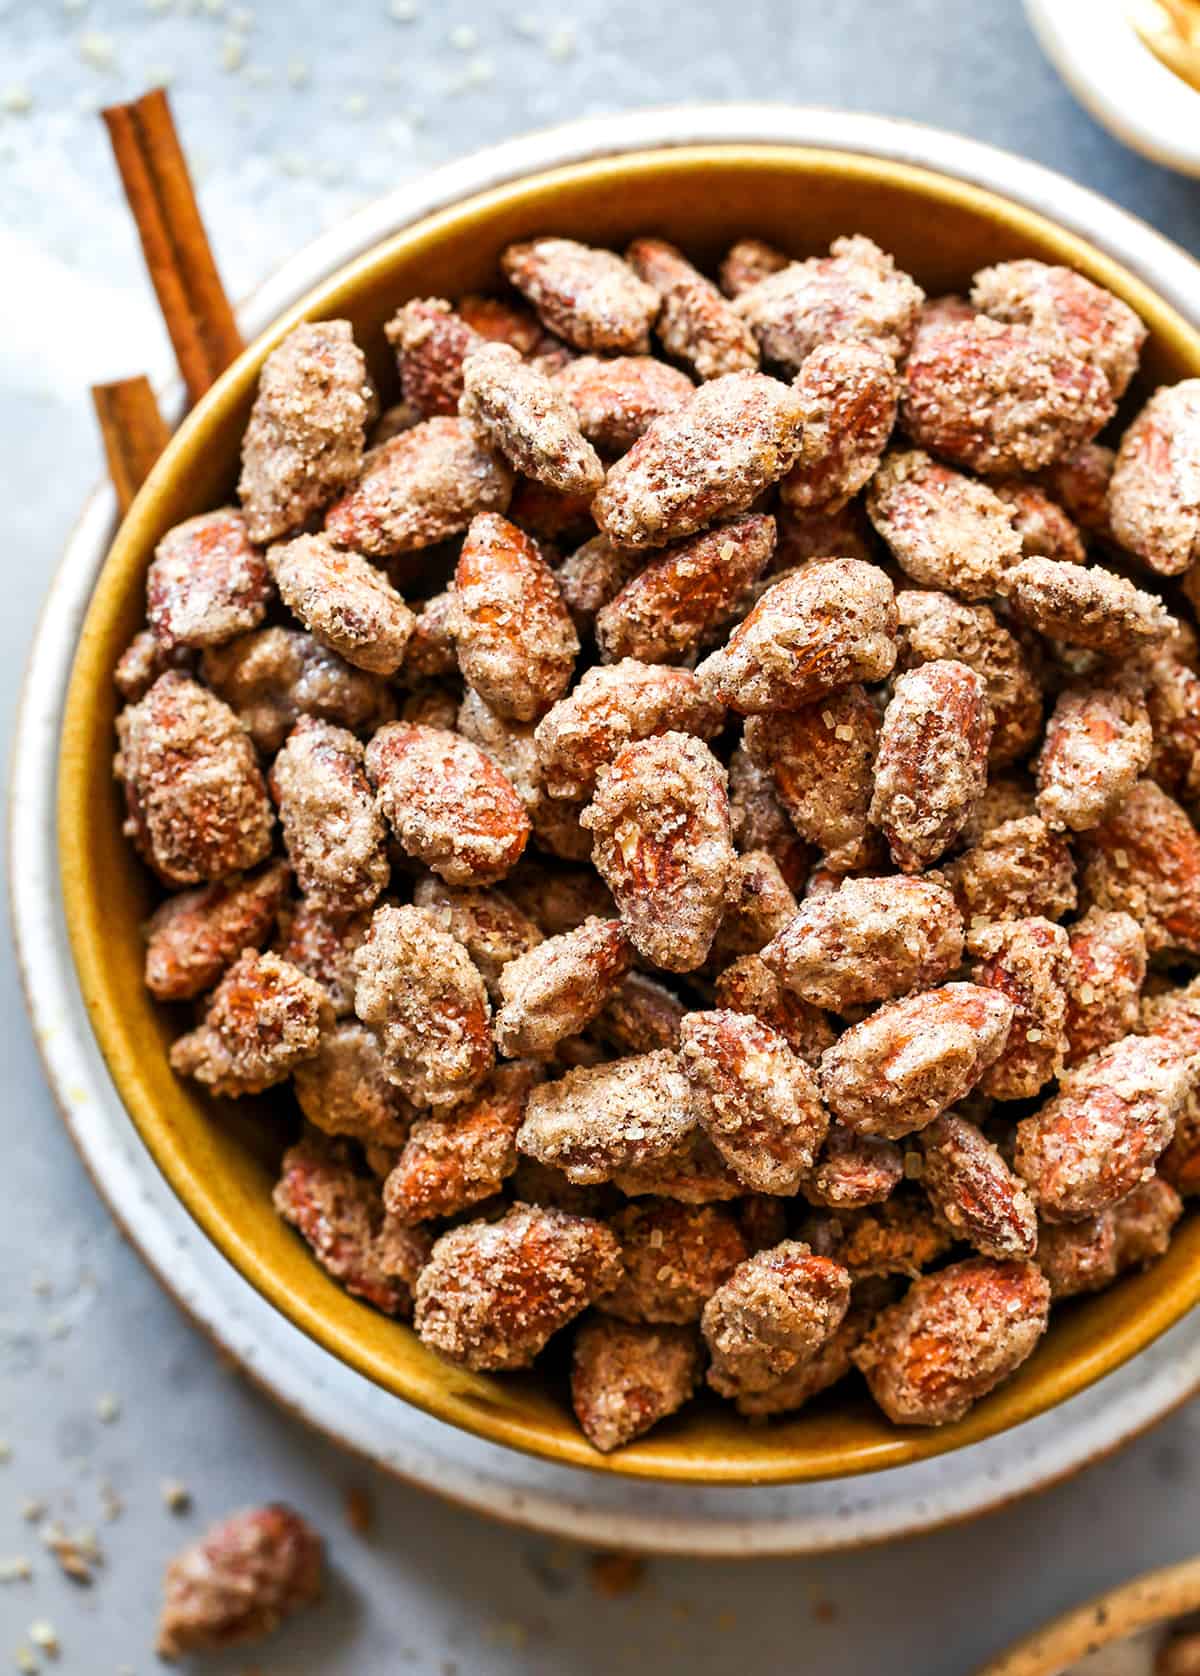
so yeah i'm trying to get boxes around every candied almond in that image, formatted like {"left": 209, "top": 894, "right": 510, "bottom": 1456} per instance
{"left": 114, "top": 628, "right": 192, "bottom": 702}
{"left": 414, "top": 1201, "right": 621, "bottom": 1371}
{"left": 535, "top": 660, "right": 723, "bottom": 802}
{"left": 901, "top": 315, "right": 1114, "bottom": 476}
{"left": 366, "top": 722, "right": 531, "bottom": 886}
{"left": 601, "top": 1198, "right": 749, "bottom": 1324}
{"left": 1035, "top": 679, "right": 1152, "bottom": 831}
{"left": 383, "top": 1062, "right": 537, "bottom": 1223}
{"left": 761, "top": 874, "right": 964, "bottom": 1013}
{"left": 1036, "top": 1213, "right": 1119, "bottom": 1298}
{"left": 202, "top": 625, "right": 395, "bottom": 754}
{"left": 610, "top": 1128, "right": 745, "bottom": 1204}
{"left": 1077, "top": 778, "right": 1200, "bottom": 956}
{"left": 1109, "top": 1175, "right": 1183, "bottom": 1271}
{"left": 943, "top": 815, "right": 1077, "bottom": 934}
{"left": 457, "top": 292, "right": 544, "bottom": 354}
{"left": 508, "top": 476, "right": 596, "bottom": 544}
{"left": 727, "top": 743, "right": 814, "bottom": 891}
{"left": 384, "top": 297, "right": 481, "bottom": 419}
{"left": 802, "top": 1195, "right": 953, "bottom": 1278}
{"left": 293, "top": 1020, "right": 414, "bottom": 1148}
{"left": 679, "top": 1008, "right": 829, "bottom": 1194}
{"left": 971, "top": 259, "right": 1146, "bottom": 401}
{"left": 268, "top": 534, "right": 415, "bottom": 676}
{"left": 452, "top": 511, "right": 579, "bottom": 721}
{"left": 851, "top": 1258, "right": 1050, "bottom": 1426}
{"left": 1039, "top": 441, "right": 1117, "bottom": 538}
{"left": 324, "top": 417, "right": 513, "bottom": 558}
{"left": 701, "top": 1241, "right": 852, "bottom": 1398}
{"left": 713, "top": 952, "right": 837, "bottom": 1065}
{"left": 269, "top": 717, "right": 389, "bottom": 916}
{"left": 516, "top": 1050, "right": 695, "bottom": 1184}
{"left": 412, "top": 876, "right": 543, "bottom": 1000}
{"left": 773, "top": 498, "right": 878, "bottom": 571}
{"left": 959, "top": 775, "right": 1039, "bottom": 847}
{"left": 594, "top": 971, "right": 687, "bottom": 1055}
{"left": 274, "top": 898, "right": 370, "bottom": 1017}
{"left": 594, "top": 512, "right": 776, "bottom": 666}
{"left": 718, "top": 237, "right": 789, "bottom": 299}
{"left": 239, "top": 319, "right": 375, "bottom": 544}
{"left": 400, "top": 588, "right": 458, "bottom": 683}
{"left": 1015, "top": 1033, "right": 1190, "bottom": 1220}
{"left": 870, "top": 660, "right": 992, "bottom": 872}
{"left": 800, "top": 1125, "right": 903, "bottom": 1210}
{"left": 555, "top": 354, "right": 694, "bottom": 456}
{"left": 866, "top": 450, "right": 1023, "bottom": 600}
{"left": 733, "top": 234, "right": 923, "bottom": 374}
{"left": 592, "top": 371, "right": 805, "bottom": 550}
{"left": 970, "top": 916, "right": 1070, "bottom": 1100}
{"left": 352, "top": 903, "right": 493, "bottom": 1108}
{"left": 742, "top": 686, "right": 879, "bottom": 873}
{"left": 503, "top": 861, "right": 615, "bottom": 935}
{"left": 116, "top": 672, "right": 274, "bottom": 886}
{"left": 1143, "top": 648, "right": 1200, "bottom": 807}
{"left": 156, "top": 1502, "right": 323, "bottom": 1658}
{"left": 582, "top": 731, "right": 733, "bottom": 973}
{"left": 1006, "top": 555, "right": 1175, "bottom": 653}
{"left": 920, "top": 1112, "right": 1038, "bottom": 1259}
{"left": 1108, "top": 380, "right": 1200, "bottom": 576}
{"left": 170, "top": 950, "right": 330, "bottom": 1097}
{"left": 502, "top": 237, "right": 660, "bottom": 353}
{"left": 143, "top": 858, "right": 290, "bottom": 1002}
{"left": 1063, "top": 907, "right": 1147, "bottom": 1067}
{"left": 493, "top": 917, "right": 633, "bottom": 1058}
{"left": 627, "top": 236, "right": 759, "bottom": 380}
{"left": 992, "top": 479, "right": 1087, "bottom": 566}
{"left": 894, "top": 588, "right": 1043, "bottom": 768}
{"left": 553, "top": 535, "right": 644, "bottom": 630}
{"left": 459, "top": 341, "right": 604, "bottom": 495}
{"left": 734, "top": 1300, "right": 872, "bottom": 1418}
{"left": 780, "top": 340, "right": 899, "bottom": 514}
{"left": 818, "top": 982, "right": 1015, "bottom": 1140}
{"left": 705, "top": 849, "right": 798, "bottom": 972}
{"left": 147, "top": 509, "right": 270, "bottom": 650}
{"left": 1140, "top": 970, "right": 1200, "bottom": 1055}
{"left": 696, "top": 558, "right": 897, "bottom": 715}
{"left": 571, "top": 1318, "right": 701, "bottom": 1452}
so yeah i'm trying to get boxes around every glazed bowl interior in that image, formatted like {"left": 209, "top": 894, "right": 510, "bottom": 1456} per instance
{"left": 59, "top": 142, "right": 1200, "bottom": 1484}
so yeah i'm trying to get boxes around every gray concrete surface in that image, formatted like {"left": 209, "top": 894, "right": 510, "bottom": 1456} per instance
{"left": 4, "top": 1, "right": 1200, "bottom": 1670}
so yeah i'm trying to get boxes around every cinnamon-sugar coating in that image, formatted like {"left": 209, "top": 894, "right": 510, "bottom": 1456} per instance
{"left": 411, "top": 876, "right": 543, "bottom": 1000}
{"left": 600, "top": 1198, "right": 749, "bottom": 1324}
{"left": 971, "top": 259, "right": 1146, "bottom": 401}
{"left": 202, "top": 625, "right": 395, "bottom": 754}
{"left": 383, "top": 1062, "right": 538, "bottom": 1223}
{"left": 493, "top": 917, "right": 633, "bottom": 1058}
{"left": 712, "top": 953, "right": 837, "bottom": 1065}
{"left": 170, "top": 949, "right": 331, "bottom": 1097}
{"left": 267, "top": 534, "right": 415, "bottom": 676}
{"left": 1035, "top": 679, "right": 1153, "bottom": 831}
{"left": 701, "top": 1241, "right": 852, "bottom": 1398}
{"left": 920, "top": 1112, "right": 1038, "bottom": 1259}
{"left": 459, "top": 341, "right": 605, "bottom": 496}
{"left": 867, "top": 450, "right": 1023, "bottom": 600}
{"left": 1108, "top": 380, "right": 1200, "bottom": 575}
{"left": 516, "top": 1050, "right": 695, "bottom": 1184}
{"left": 269, "top": 717, "right": 388, "bottom": 916}
{"left": 742, "top": 686, "right": 879, "bottom": 874}
{"left": 1063, "top": 907, "right": 1147, "bottom": 1067}
{"left": 554, "top": 354, "right": 694, "bottom": 456}
{"left": 780, "top": 340, "right": 899, "bottom": 514}
{"left": 627, "top": 236, "right": 759, "bottom": 381}
{"left": 1076, "top": 779, "right": 1200, "bottom": 956}
{"left": 143, "top": 858, "right": 290, "bottom": 1002}
{"left": 502, "top": 237, "right": 660, "bottom": 354}
{"left": 147, "top": 509, "right": 270, "bottom": 650}
{"left": 292, "top": 1019, "right": 414, "bottom": 1148}
{"left": 970, "top": 916, "right": 1070, "bottom": 1101}
{"left": 571, "top": 1317, "right": 702, "bottom": 1452}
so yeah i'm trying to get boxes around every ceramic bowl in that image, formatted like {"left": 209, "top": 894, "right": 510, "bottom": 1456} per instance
{"left": 56, "top": 118, "right": 1200, "bottom": 1485}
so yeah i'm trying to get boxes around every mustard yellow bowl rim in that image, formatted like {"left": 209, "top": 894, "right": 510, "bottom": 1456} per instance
{"left": 56, "top": 132, "right": 1200, "bottom": 1485}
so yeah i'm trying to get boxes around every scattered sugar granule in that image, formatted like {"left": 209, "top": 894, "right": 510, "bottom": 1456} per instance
{"left": 545, "top": 23, "right": 576, "bottom": 58}
{"left": 42, "top": 1525, "right": 100, "bottom": 1586}
{"left": 449, "top": 23, "right": 478, "bottom": 48}
{"left": 286, "top": 56, "right": 310, "bottom": 87}
{"left": 100, "top": 1483, "right": 123, "bottom": 1523}
{"left": 0, "top": 1559, "right": 32, "bottom": 1584}
{"left": 14, "top": 1646, "right": 38, "bottom": 1675}
{"left": 2, "top": 86, "right": 34, "bottom": 113}
{"left": 26, "top": 1626, "right": 57, "bottom": 1661}
{"left": 20, "top": 1502, "right": 45, "bottom": 1525}
{"left": 343, "top": 92, "right": 370, "bottom": 116}
{"left": 220, "top": 33, "right": 246, "bottom": 71}
{"left": 389, "top": 0, "right": 419, "bottom": 19}
{"left": 96, "top": 1394, "right": 120, "bottom": 1424}
{"left": 161, "top": 1478, "right": 192, "bottom": 1513}
{"left": 77, "top": 31, "right": 118, "bottom": 71}
{"left": 510, "top": 11, "right": 541, "bottom": 36}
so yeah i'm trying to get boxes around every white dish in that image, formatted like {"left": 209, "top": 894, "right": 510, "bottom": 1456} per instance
{"left": 13, "top": 105, "right": 1200, "bottom": 1555}
{"left": 1025, "top": 0, "right": 1200, "bottom": 177}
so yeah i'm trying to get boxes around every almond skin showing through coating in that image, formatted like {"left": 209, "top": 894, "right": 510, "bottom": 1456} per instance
{"left": 943, "top": 815, "right": 1077, "bottom": 934}
{"left": 147, "top": 508, "right": 270, "bottom": 650}
{"left": 366, "top": 723, "right": 531, "bottom": 887}
{"left": 1064, "top": 907, "right": 1147, "bottom": 1067}
{"left": 534, "top": 660, "right": 724, "bottom": 802}
{"left": 1108, "top": 380, "right": 1200, "bottom": 575}
{"left": 594, "top": 512, "right": 776, "bottom": 667}
{"left": 696, "top": 558, "right": 897, "bottom": 716}
{"left": 701, "top": 1241, "right": 852, "bottom": 1398}
{"left": 383, "top": 1062, "right": 537, "bottom": 1224}
{"left": 1035, "top": 680, "right": 1153, "bottom": 832}
{"left": 594, "top": 971, "right": 687, "bottom": 1057}
{"left": 1005, "top": 556, "right": 1175, "bottom": 654}
{"left": 679, "top": 1009, "right": 831, "bottom": 1195}
{"left": 169, "top": 950, "right": 331, "bottom": 1097}
{"left": 600, "top": 1198, "right": 749, "bottom": 1324}
{"left": 993, "top": 479, "right": 1087, "bottom": 565}
{"left": 760, "top": 874, "right": 964, "bottom": 1013}
{"left": 901, "top": 315, "right": 1115, "bottom": 477}
{"left": 582, "top": 732, "right": 734, "bottom": 973}
{"left": 866, "top": 451, "right": 1024, "bottom": 601}
{"left": 385, "top": 296, "right": 482, "bottom": 418}
{"left": 502, "top": 237, "right": 660, "bottom": 354}
{"left": 238, "top": 319, "right": 375, "bottom": 544}
{"left": 869, "top": 660, "right": 993, "bottom": 873}
{"left": 413, "top": 1202, "right": 621, "bottom": 1371}
{"left": 155, "top": 1503, "right": 323, "bottom": 1659}
{"left": 116, "top": 673, "right": 275, "bottom": 887}
{"left": 269, "top": 717, "right": 389, "bottom": 916}
{"left": 719, "top": 237, "right": 789, "bottom": 298}
{"left": 1015, "top": 1033, "right": 1190, "bottom": 1221}
{"left": 920, "top": 1113, "right": 1038, "bottom": 1259}
{"left": 323, "top": 417, "right": 514, "bottom": 559}
{"left": 267, "top": 534, "right": 415, "bottom": 676}
{"left": 970, "top": 259, "right": 1147, "bottom": 402}
{"left": 592, "top": 371, "right": 805, "bottom": 550}
{"left": 800, "top": 1124, "right": 904, "bottom": 1210}
{"left": 742, "top": 685, "right": 879, "bottom": 873}
{"left": 452, "top": 512, "right": 579, "bottom": 722}
{"left": 493, "top": 917, "right": 633, "bottom": 1058}
{"left": 627, "top": 236, "right": 759, "bottom": 381}
{"left": 851, "top": 1258, "right": 1050, "bottom": 1426}
{"left": 553, "top": 355, "right": 695, "bottom": 456}
{"left": 819, "top": 982, "right": 1015, "bottom": 1140}
{"left": 459, "top": 342, "right": 605, "bottom": 495}
{"left": 970, "top": 916, "right": 1070, "bottom": 1101}
{"left": 352, "top": 903, "right": 493, "bottom": 1108}
{"left": 1076, "top": 779, "right": 1200, "bottom": 957}
{"left": 780, "top": 340, "right": 899, "bottom": 514}
{"left": 712, "top": 953, "right": 837, "bottom": 1065}
{"left": 274, "top": 899, "right": 370, "bottom": 1018}
{"left": 143, "top": 858, "right": 290, "bottom": 1002}
{"left": 411, "top": 877, "right": 543, "bottom": 1001}
{"left": 571, "top": 1317, "right": 702, "bottom": 1453}
{"left": 516, "top": 1049, "right": 696, "bottom": 1184}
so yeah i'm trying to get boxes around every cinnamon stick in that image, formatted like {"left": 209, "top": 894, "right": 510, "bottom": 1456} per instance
{"left": 102, "top": 88, "right": 243, "bottom": 405}
{"left": 91, "top": 376, "right": 171, "bottom": 514}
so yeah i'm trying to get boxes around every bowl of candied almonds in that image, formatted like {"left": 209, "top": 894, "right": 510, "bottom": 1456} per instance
{"left": 57, "top": 129, "right": 1200, "bottom": 1482}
